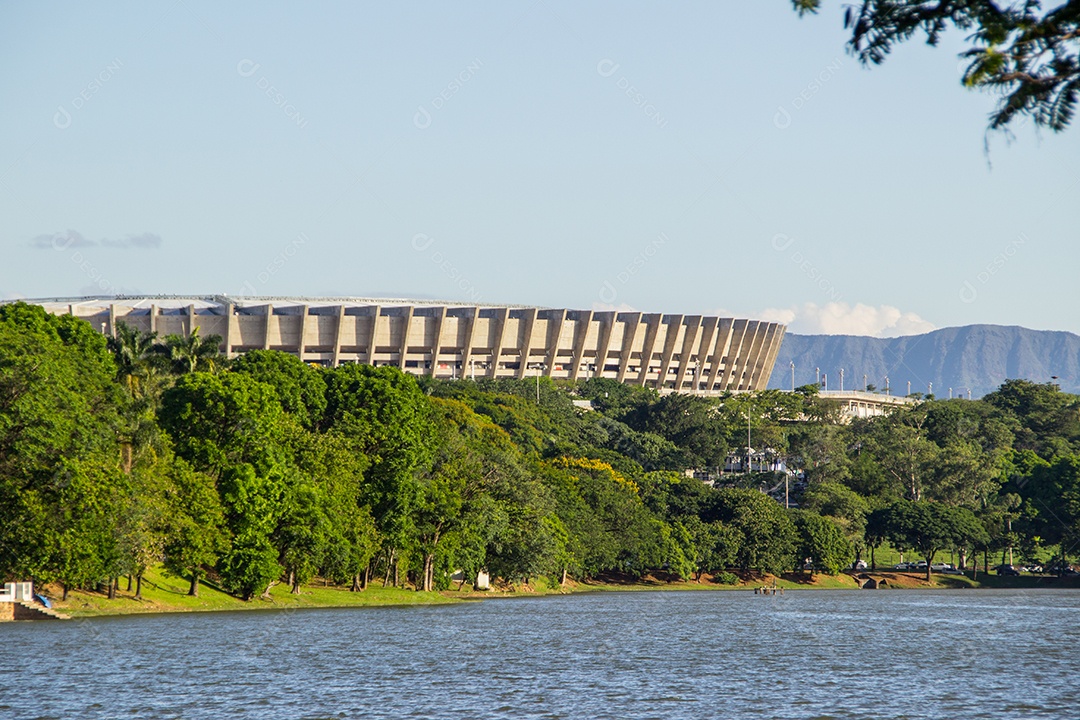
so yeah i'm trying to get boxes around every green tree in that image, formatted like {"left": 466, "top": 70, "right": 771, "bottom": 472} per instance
{"left": 790, "top": 509, "right": 854, "bottom": 575}
{"left": 881, "top": 501, "right": 986, "bottom": 580}
{"left": 162, "top": 457, "right": 226, "bottom": 596}
{"left": 323, "top": 364, "right": 434, "bottom": 583}
{"left": 710, "top": 488, "right": 797, "bottom": 575}
{"left": 151, "top": 327, "right": 224, "bottom": 375}
{"left": 230, "top": 350, "right": 327, "bottom": 430}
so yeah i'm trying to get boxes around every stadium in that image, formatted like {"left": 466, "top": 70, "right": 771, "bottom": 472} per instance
{"left": 11, "top": 296, "right": 787, "bottom": 395}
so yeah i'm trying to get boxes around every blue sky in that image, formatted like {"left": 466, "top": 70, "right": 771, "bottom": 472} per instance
{"left": 2, "top": 1, "right": 1077, "bottom": 337}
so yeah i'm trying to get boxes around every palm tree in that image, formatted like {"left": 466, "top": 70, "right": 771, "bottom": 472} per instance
{"left": 107, "top": 322, "right": 159, "bottom": 396}
{"left": 151, "top": 326, "right": 224, "bottom": 375}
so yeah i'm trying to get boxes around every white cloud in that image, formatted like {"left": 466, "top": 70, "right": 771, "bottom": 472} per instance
{"left": 756, "top": 302, "right": 936, "bottom": 337}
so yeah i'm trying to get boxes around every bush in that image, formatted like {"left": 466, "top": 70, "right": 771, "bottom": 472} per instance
{"left": 714, "top": 571, "right": 739, "bottom": 585}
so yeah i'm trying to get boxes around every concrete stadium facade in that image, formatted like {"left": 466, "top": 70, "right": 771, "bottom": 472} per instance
{"left": 18, "top": 296, "right": 786, "bottom": 394}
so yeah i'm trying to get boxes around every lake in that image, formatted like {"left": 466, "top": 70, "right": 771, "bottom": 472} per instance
{"left": 2, "top": 589, "right": 1077, "bottom": 719}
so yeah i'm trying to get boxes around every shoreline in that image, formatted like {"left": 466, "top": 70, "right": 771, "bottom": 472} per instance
{"left": 24, "top": 567, "right": 1080, "bottom": 621}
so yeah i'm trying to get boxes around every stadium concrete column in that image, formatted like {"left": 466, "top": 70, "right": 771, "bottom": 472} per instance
{"left": 262, "top": 304, "right": 273, "bottom": 350}
{"left": 635, "top": 313, "right": 663, "bottom": 387}
{"left": 717, "top": 319, "right": 748, "bottom": 391}
{"left": 396, "top": 305, "right": 413, "bottom": 369}
{"left": 616, "top": 312, "right": 642, "bottom": 383}
{"left": 516, "top": 307, "right": 538, "bottom": 379}
{"left": 460, "top": 307, "right": 479, "bottom": 377}
{"left": 656, "top": 314, "right": 684, "bottom": 389}
{"left": 489, "top": 307, "right": 509, "bottom": 379}
{"left": 428, "top": 305, "right": 447, "bottom": 376}
{"left": 675, "top": 315, "right": 703, "bottom": 392}
{"left": 542, "top": 308, "right": 567, "bottom": 376}
{"left": 593, "top": 311, "right": 616, "bottom": 380}
{"left": 569, "top": 310, "right": 593, "bottom": 381}
{"left": 332, "top": 304, "right": 345, "bottom": 367}
{"left": 364, "top": 305, "right": 381, "bottom": 365}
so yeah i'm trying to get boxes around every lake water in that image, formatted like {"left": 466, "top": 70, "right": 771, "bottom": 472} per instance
{"left": 2, "top": 589, "right": 1077, "bottom": 719}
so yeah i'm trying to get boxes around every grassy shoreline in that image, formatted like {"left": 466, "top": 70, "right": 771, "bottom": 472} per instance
{"left": 32, "top": 566, "right": 1080, "bottom": 620}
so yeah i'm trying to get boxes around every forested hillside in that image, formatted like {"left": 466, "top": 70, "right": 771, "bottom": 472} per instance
{"left": 3, "top": 302, "right": 1079, "bottom": 600}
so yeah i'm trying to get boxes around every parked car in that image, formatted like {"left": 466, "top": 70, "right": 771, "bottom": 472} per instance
{"left": 893, "top": 562, "right": 912, "bottom": 571}
{"left": 994, "top": 564, "right": 1020, "bottom": 576}
{"left": 1050, "top": 566, "right": 1080, "bottom": 576}
{"left": 1021, "top": 565, "right": 1044, "bottom": 574}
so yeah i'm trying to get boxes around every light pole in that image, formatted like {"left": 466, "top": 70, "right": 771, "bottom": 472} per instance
{"left": 535, "top": 363, "right": 546, "bottom": 404}
{"left": 790, "top": 361, "right": 795, "bottom": 392}
{"left": 885, "top": 376, "right": 890, "bottom": 396}
{"left": 839, "top": 368, "right": 845, "bottom": 392}
{"left": 928, "top": 381, "right": 933, "bottom": 396}
{"left": 745, "top": 408, "right": 752, "bottom": 474}
{"left": 815, "top": 367, "right": 820, "bottom": 386}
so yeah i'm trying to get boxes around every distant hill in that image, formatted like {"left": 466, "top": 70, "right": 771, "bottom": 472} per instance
{"left": 767, "top": 325, "right": 1080, "bottom": 398}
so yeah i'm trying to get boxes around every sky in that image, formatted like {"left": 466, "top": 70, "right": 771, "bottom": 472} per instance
{"left": 1, "top": 1, "right": 1077, "bottom": 338}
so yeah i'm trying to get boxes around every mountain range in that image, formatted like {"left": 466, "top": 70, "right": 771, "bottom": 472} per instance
{"left": 766, "top": 325, "right": 1080, "bottom": 398}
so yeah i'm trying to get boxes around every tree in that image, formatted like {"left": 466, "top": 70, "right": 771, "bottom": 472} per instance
{"left": 793, "top": 1, "right": 1080, "bottom": 133}
{"left": 217, "top": 464, "right": 284, "bottom": 600}
{"left": 275, "top": 478, "right": 332, "bottom": 593}
{"left": 413, "top": 398, "right": 520, "bottom": 591}
{"left": 107, "top": 322, "right": 160, "bottom": 396}
{"left": 624, "top": 393, "right": 728, "bottom": 468}
{"left": 151, "top": 327, "right": 224, "bottom": 375}
{"left": 862, "top": 407, "right": 940, "bottom": 501}
{"left": 677, "top": 515, "right": 741, "bottom": 580}
{"left": 0, "top": 303, "right": 123, "bottom": 589}
{"left": 323, "top": 364, "right": 434, "bottom": 584}
{"left": 709, "top": 488, "right": 798, "bottom": 575}
{"left": 230, "top": 350, "right": 327, "bottom": 430}
{"left": 801, "top": 481, "right": 870, "bottom": 562}
{"left": 791, "top": 510, "right": 854, "bottom": 575}
{"left": 162, "top": 458, "right": 226, "bottom": 596}
{"left": 159, "top": 372, "right": 288, "bottom": 476}
{"left": 881, "top": 501, "right": 986, "bottom": 580}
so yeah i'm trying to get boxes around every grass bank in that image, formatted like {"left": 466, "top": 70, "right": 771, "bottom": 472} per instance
{"left": 44, "top": 566, "right": 1080, "bottom": 619}
{"left": 50, "top": 566, "right": 460, "bottom": 619}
